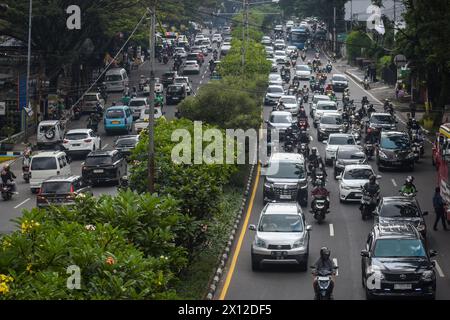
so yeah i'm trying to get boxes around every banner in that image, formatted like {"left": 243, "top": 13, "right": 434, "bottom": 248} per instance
{"left": 18, "top": 74, "right": 27, "bottom": 110}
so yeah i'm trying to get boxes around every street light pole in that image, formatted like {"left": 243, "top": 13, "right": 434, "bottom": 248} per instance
{"left": 148, "top": 1, "right": 156, "bottom": 193}
{"left": 241, "top": 0, "right": 246, "bottom": 68}
{"left": 333, "top": 6, "right": 336, "bottom": 55}
{"left": 25, "top": 0, "right": 33, "bottom": 137}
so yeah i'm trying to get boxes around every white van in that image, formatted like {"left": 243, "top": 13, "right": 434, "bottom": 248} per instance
{"left": 104, "top": 68, "right": 129, "bottom": 92}
{"left": 29, "top": 151, "right": 71, "bottom": 193}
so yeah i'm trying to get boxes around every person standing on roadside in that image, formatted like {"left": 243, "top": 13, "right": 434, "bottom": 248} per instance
{"left": 433, "top": 187, "right": 448, "bottom": 231}
{"left": 409, "top": 100, "right": 417, "bottom": 119}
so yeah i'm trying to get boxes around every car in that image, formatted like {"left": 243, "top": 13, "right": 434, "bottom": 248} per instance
{"left": 222, "top": 26, "right": 231, "bottom": 34}
{"left": 317, "top": 113, "right": 344, "bottom": 141}
{"left": 174, "top": 76, "right": 193, "bottom": 95}
{"left": 338, "top": 164, "right": 378, "bottom": 202}
{"left": 376, "top": 131, "right": 415, "bottom": 171}
{"left": 174, "top": 47, "right": 187, "bottom": 59}
{"left": 104, "top": 68, "right": 128, "bottom": 92}
{"left": 268, "top": 73, "right": 283, "bottom": 86}
{"left": 212, "top": 33, "right": 222, "bottom": 43}
{"left": 278, "top": 95, "right": 299, "bottom": 116}
{"left": 81, "top": 92, "right": 105, "bottom": 113}
{"left": 294, "top": 64, "right": 312, "bottom": 80}
{"left": 274, "top": 50, "right": 288, "bottom": 64}
{"left": 82, "top": 150, "right": 127, "bottom": 185}
{"left": 62, "top": 129, "right": 101, "bottom": 157}
{"left": 264, "top": 85, "right": 285, "bottom": 105}
{"left": 286, "top": 45, "right": 297, "bottom": 56}
{"left": 333, "top": 145, "right": 367, "bottom": 178}
{"left": 266, "top": 111, "right": 294, "bottom": 140}
{"left": 262, "top": 152, "right": 308, "bottom": 206}
{"left": 309, "top": 94, "right": 331, "bottom": 117}
{"left": 265, "top": 46, "right": 274, "bottom": 54}
{"left": 36, "top": 120, "right": 65, "bottom": 149}
{"left": 200, "top": 39, "right": 212, "bottom": 52}
{"left": 194, "top": 34, "right": 205, "bottom": 42}
{"left": 134, "top": 107, "right": 163, "bottom": 133}
{"left": 143, "top": 78, "right": 163, "bottom": 96}
{"left": 274, "top": 25, "right": 283, "bottom": 32}
{"left": 29, "top": 151, "right": 72, "bottom": 193}
{"left": 220, "top": 43, "right": 232, "bottom": 56}
{"left": 270, "top": 61, "right": 278, "bottom": 73}
{"left": 286, "top": 20, "right": 295, "bottom": 29}
{"left": 361, "top": 223, "right": 437, "bottom": 300}
{"left": 104, "top": 105, "right": 133, "bottom": 134}
{"left": 261, "top": 36, "right": 272, "bottom": 46}
{"left": 37, "top": 175, "right": 92, "bottom": 208}
{"left": 128, "top": 97, "right": 150, "bottom": 120}
{"left": 113, "top": 135, "right": 140, "bottom": 157}
{"left": 166, "top": 84, "right": 187, "bottom": 105}
{"left": 249, "top": 202, "right": 311, "bottom": 271}
{"left": 274, "top": 42, "right": 286, "bottom": 51}
{"left": 324, "top": 133, "right": 357, "bottom": 166}
{"left": 375, "top": 197, "right": 429, "bottom": 238}
{"left": 183, "top": 60, "right": 200, "bottom": 74}
{"left": 161, "top": 71, "right": 178, "bottom": 86}
{"left": 313, "top": 101, "right": 339, "bottom": 128}
{"left": 331, "top": 74, "right": 349, "bottom": 92}
{"left": 366, "top": 112, "right": 397, "bottom": 133}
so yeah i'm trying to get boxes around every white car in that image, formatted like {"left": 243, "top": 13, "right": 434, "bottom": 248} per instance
{"left": 294, "top": 64, "right": 311, "bottom": 80}
{"left": 128, "top": 97, "right": 150, "bottom": 120}
{"left": 324, "top": 133, "right": 357, "bottom": 166}
{"left": 286, "top": 20, "right": 294, "bottom": 28}
{"left": 274, "top": 50, "right": 288, "bottom": 64}
{"left": 278, "top": 95, "right": 299, "bottom": 115}
{"left": 174, "top": 47, "right": 187, "bottom": 59}
{"left": 183, "top": 60, "right": 200, "bottom": 74}
{"left": 309, "top": 94, "right": 331, "bottom": 117}
{"left": 313, "top": 101, "right": 339, "bottom": 127}
{"left": 265, "top": 46, "right": 274, "bottom": 54}
{"left": 274, "top": 25, "right": 283, "bottom": 32}
{"left": 264, "top": 85, "right": 285, "bottom": 105}
{"left": 63, "top": 129, "right": 101, "bottom": 156}
{"left": 274, "top": 41, "right": 286, "bottom": 51}
{"left": 268, "top": 73, "right": 283, "bottom": 86}
{"left": 174, "top": 76, "right": 192, "bottom": 95}
{"left": 338, "top": 165, "right": 379, "bottom": 202}
{"left": 212, "top": 33, "right": 222, "bottom": 43}
{"left": 286, "top": 45, "right": 297, "bottom": 56}
{"left": 134, "top": 107, "right": 164, "bottom": 134}
{"left": 143, "top": 78, "right": 163, "bottom": 96}
{"left": 195, "top": 34, "right": 205, "bottom": 42}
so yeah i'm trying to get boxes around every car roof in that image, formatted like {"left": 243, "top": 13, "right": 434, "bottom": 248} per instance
{"left": 129, "top": 97, "right": 147, "bottom": 101}
{"left": 314, "top": 95, "right": 331, "bottom": 99}
{"left": 280, "top": 95, "right": 297, "bottom": 99}
{"left": 116, "top": 135, "right": 139, "bottom": 140}
{"left": 371, "top": 112, "right": 392, "bottom": 117}
{"left": 264, "top": 202, "right": 302, "bottom": 215}
{"left": 270, "top": 152, "right": 304, "bottom": 163}
{"left": 381, "top": 131, "right": 407, "bottom": 137}
{"left": 373, "top": 223, "right": 420, "bottom": 240}
{"left": 32, "top": 151, "right": 66, "bottom": 157}
{"left": 332, "top": 74, "right": 347, "bottom": 78}
{"left": 39, "top": 120, "right": 59, "bottom": 125}
{"left": 317, "top": 100, "right": 337, "bottom": 106}
{"left": 337, "top": 144, "right": 362, "bottom": 151}
{"left": 381, "top": 196, "right": 418, "bottom": 206}
{"left": 87, "top": 150, "right": 117, "bottom": 156}
{"left": 107, "top": 105, "right": 128, "bottom": 110}
{"left": 268, "top": 85, "right": 283, "bottom": 89}
{"left": 328, "top": 133, "right": 353, "bottom": 138}
{"left": 270, "top": 110, "right": 292, "bottom": 116}
{"left": 320, "top": 112, "right": 341, "bottom": 118}
{"left": 42, "top": 175, "right": 81, "bottom": 183}
{"left": 66, "top": 129, "right": 92, "bottom": 134}
{"left": 343, "top": 164, "right": 373, "bottom": 171}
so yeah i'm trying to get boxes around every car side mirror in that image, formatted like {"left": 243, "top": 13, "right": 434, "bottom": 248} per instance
{"left": 322, "top": 140, "right": 327, "bottom": 144}
{"left": 336, "top": 176, "right": 341, "bottom": 180}
{"left": 429, "top": 250, "right": 438, "bottom": 257}
{"left": 249, "top": 224, "right": 256, "bottom": 231}
{"left": 306, "top": 225, "right": 312, "bottom": 232}
{"left": 376, "top": 175, "right": 382, "bottom": 179}
{"left": 356, "top": 141, "right": 361, "bottom": 145}
{"left": 423, "top": 211, "right": 429, "bottom": 216}
{"left": 360, "top": 250, "right": 370, "bottom": 258}
{"left": 265, "top": 120, "right": 269, "bottom": 124}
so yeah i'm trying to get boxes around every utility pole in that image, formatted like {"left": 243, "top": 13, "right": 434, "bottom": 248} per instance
{"left": 148, "top": 1, "right": 156, "bottom": 193}
{"left": 25, "top": 0, "right": 33, "bottom": 138}
{"left": 333, "top": 6, "right": 336, "bottom": 55}
{"left": 241, "top": 0, "right": 246, "bottom": 68}
{"left": 350, "top": 0, "right": 353, "bottom": 27}
{"left": 393, "top": 0, "right": 396, "bottom": 31}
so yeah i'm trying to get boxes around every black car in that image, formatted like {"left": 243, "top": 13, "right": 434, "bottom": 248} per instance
{"left": 114, "top": 135, "right": 139, "bottom": 158}
{"left": 82, "top": 150, "right": 127, "bottom": 185}
{"left": 331, "top": 74, "right": 349, "bottom": 92}
{"left": 375, "top": 197, "right": 429, "bottom": 238}
{"left": 366, "top": 113, "right": 397, "bottom": 133}
{"left": 333, "top": 145, "right": 367, "bottom": 178}
{"left": 37, "top": 175, "right": 92, "bottom": 208}
{"left": 161, "top": 71, "right": 178, "bottom": 86}
{"left": 376, "top": 131, "right": 415, "bottom": 171}
{"left": 361, "top": 223, "right": 437, "bottom": 300}
{"left": 317, "top": 113, "right": 343, "bottom": 141}
{"left": 166, "top": 84, "right": 187, "bottom": 105}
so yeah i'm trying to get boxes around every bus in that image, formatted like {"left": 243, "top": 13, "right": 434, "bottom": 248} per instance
{"left": 290, "top": 27, "right": 309, "bottom": 50}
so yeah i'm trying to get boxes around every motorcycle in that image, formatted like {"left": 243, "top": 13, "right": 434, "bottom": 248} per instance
{"left": 299, "top": 142, "right": 310, "bottom": 158}
{"left": 73, "top": 106, "right": 82, "bottom": 120}
{"left": 412, "top": 142, "right": 421, "bottom": 161}
{"left": 399, "top": 189, "right": 417, "bottom": 198}
{"left": 326, "top": 64, "right": 332, "bottom": 73}
{"left": 0, "top": 182, "right": 14, "bottom": 201}
{"left": 311, "top": 267, "right": 338, "bottom": 300}
{"left": 364, "top": 143, "right": 374, "bottom": 160}
{"left": 311, "top": 195, "right": 329, "bottom": 223}
{"left": 284, "top": 134, "right": 296, "bottom": 152}
{"left": 363, "top": 78, "right": 370, "bottom": 90}
{"left": 303, "top": 93, "right": 309, "bottom": 103}
{"left": 163, "top": 55, "right": 169, "bottom": 64}
{"left": 360, "top": 190, "right": 379, "bottom": 220}
{"left": 384, "top": 104, "right": 395, "bottom": 116}
{"left": 22, "top": 164, "right": 30, "bottom": 183}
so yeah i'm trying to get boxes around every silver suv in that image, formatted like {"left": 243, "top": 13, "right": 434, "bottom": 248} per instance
{"left": 249, "top": 202, "right": 312, "bottom": 271}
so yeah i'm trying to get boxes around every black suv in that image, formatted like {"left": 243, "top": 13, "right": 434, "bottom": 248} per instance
{"left": 262, "top": 152, "right": 308, "bottom": 206}
{"left": 161, "top": 71, "right": 178, "bottom": 86}
{"left": 37, "top": 175, "right": 92, "bottom": 208}
{"left": 366, "top": 112, "right": 397, "bottom": 133}
{"left": 114, "top": 135, "right": 139, "bottom": 158}
{"left": 376, "top": 131, "right": 415, "bottom": 171}
{"left": 82, "top": 150, "right": 127, "bottom": 185}
{"left": 166, "top": 84, "right": 187, "bottom": 105}
{"left": 361, "top": 223, "right": 437, "bottom": 300}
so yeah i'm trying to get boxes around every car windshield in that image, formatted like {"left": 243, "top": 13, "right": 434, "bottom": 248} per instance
{"left": 343, "top": 168, "right": 373, "bottom": 179}
{"left": 163, "top": 72, "right": 175, "bottom": 78}
{"left": 168, "top": 86, "right": 183, "bottom": 93}
{"left": 333, "top": 76, "right": 347, "bottom": 82}
{"left": 85, "top": 156, "right": 112, "bottom": 166}
{"left": 296, "top": 65, "right": 310, "bottom": 71}
{"left": 380, "top": 202, "right": 420, "bottom": 218}
{"left": 174, "top": 78, "right": 187, "bottom": 84}
{"left": 129, "top": 100, "right": 146, "bottom": 107}
{"left": 116, "top": 138, "right": 137, "bottom": 147}
{"left": 380, "top": 135, "right": 410, "bottom": 150}
{"left": 39, "top": 125, "right": 55, "bottom": 133}
{"left": 105, "top": 74, "right": 122, "bottom": 82}
{"left": 338, "top": 150, "right": 365, "bottom": 160}
{"left": 258, "top": 214, "right": 303, "bottom": 232}
{"left": 65, "top": 132, "right": 88, "bottom": 140}
{"left": 372, "top": 115, "right": 394, "bottom": 124}
{"left": 281, "top": 97, "right": 297, "bottom": 104}
{"left": 317, "top": 104, "right": 337, "bottom": 111}
{"left": 269, "top": 74, "right": 281, "bottom": 80}
{"left": 373, "top": 239, "right": 426, "bottom": 258}
{"left": 329, "top": 136, "right": 355, "bottom": 145}
{"left": 267, "top": 87, "right": 283, "bottom": 93}
{"left": 41, "top": 182, "right": 71, "bottom": 194}
{"left": 266, "top": 161, "right": 305, "bottom": 179}
{"left": 31, "top": 157, "right": 57, "bottom": 170}
{"left": 321, "top": 116, "right": 342, "bottom": 124}
{"left": 314, "top": 97, "right": 330, "bottom": 103}
{"left": 106, "top": 109, "right": 124, "bottom": 119}
{"left": 84, "top": 95, "right": 98, "bottom": 101}
{"left": 270, "top": 114, "right": 292, "bottom": 123}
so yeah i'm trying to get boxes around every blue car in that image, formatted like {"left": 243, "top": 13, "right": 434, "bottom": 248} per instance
{"left": 104, "top": 105, "right": 133, "bottom": 135}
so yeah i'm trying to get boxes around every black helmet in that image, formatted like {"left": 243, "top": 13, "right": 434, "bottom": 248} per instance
{"left": 311, "top": 147, "right": 317, "bottom": 154}
{"left": 369, "top": 174, "right": 376, "bottom": 183}
{"left": 320, "top": 247, "right": 330, "bottom": 260}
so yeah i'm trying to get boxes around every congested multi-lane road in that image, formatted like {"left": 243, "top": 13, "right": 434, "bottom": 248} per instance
{"left": 0, "top": 29, "right": 216, "bottom": 234}
{"left": 219, "top": 44, "right": 450, "bottom": 300}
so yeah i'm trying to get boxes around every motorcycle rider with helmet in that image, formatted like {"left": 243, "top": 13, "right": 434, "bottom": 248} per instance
{"left": 312, "top": 247, "right": 337, "bottom": 300}
{"left": 311, "top": 178, "right": 330, "bottom": 211}
{"left": 361, "top": 174, "right": 380, "bottom": 211}
{"left": 400, "top": 176, "right": 417, "bottom": 195}
{"left": 1, "top": 164, "right": 17, "bottom": 194}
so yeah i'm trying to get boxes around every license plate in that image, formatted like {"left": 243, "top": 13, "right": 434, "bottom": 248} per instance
{"left": 271, "top": 251, "right": 287, "bottom": 259}
{"left": 93, "top": 169, "right": 104, "bottom": 173}
{"left": 72, "top": 144, "right": 80, "bottom": 147}
{"left": 280, "top": 195, "right": 291, "bottom": 199}
{"left": 111, "top": 121, "right": 120, "bottom": 124}
{"left": 354, "top": 193, "right": 362, "bottom": 197}
{"left": 394, "top": 283, "right": 412, "bottom": 290}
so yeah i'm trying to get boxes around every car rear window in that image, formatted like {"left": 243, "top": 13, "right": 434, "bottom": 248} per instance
{"left": 379, "top": 202, "right": 420, "bottom": 218}
{"left": 343, "top": 168, "right": 373, "bottom": 180}
{"left": 31, "top": 157, "right": 57, "bottom": 170}
{"left": 168, "top": 86, "right": 183, "bottom": 93}
{"left": 333, "top": 75, "right": 347, "bottom": 82}
{"left": 66, "top": 133, "right": 88, "bottom": 140}
{"left": 321, "top": 116, "right": 342, "bottom": 124}
{"left": 372, "top": 115, "right": 394, "bottom": 124}
{"left": 329, "top": 136, "right": 355, "bottom": 145}
{"left": 106, "top": 109, "right": 125, "bottom": 119}
{"left": 338, "top": 149, "right": 365, "bottom": 160}
{"left": 105, "top": 74, "right": 122, "bottom": 82}
{"left": 84, "top": 95, "right": 98, "bottom": 101}
{"left": 116, "top": 138, "right": 137, "bottom": 146}
{"left": 373, "top": 239, "right": 426, "bottom": 258}
{"left": 317, "top": 104, "right": 337, "bottom": 110}
{"left": 41, "top": 182, "right": 71, "bottom": 194}
{"left": 85, "top": 156, "right": 112, "bottom": 166}
{"left": 129, "top": 100, "right": 146, "bottom": 107}
{"left": 267, "top": 87, "right": 283, "bottom": 93}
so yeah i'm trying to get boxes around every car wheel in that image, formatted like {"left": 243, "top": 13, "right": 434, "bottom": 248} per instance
{"left": 409, "top": 163, "right": 415, "bottom": 172}
{"left": 365, "top": 288, "right": 374, "bottom": 300}
{"left": 99, "top": 140, "right": 102, "bottom": 150}
{"left": 251, "top": 255, "right": 260, "bottom": 271}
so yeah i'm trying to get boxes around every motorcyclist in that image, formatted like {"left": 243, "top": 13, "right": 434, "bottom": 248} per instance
{"left": 367, "top": 104, "right": 376, "bottom": 116}
{"left": 361, "top": 96, "right": 369, "bottom": 106}
{"left": 87, "top": 113, "right": 99, "bottom": 132}
{"left": 312, "top": 247, "right": 337, "bottom": 300}
{"left": 408, "top": 117, "right": 421, "bottom": 133}
{"left": 276, "top": 100, "right": 286, "bottom": 111}
{"left": 155, "top": 93, "right": 164, "bottom": 108}
{"left": 298, "top": 106, "right": 308, "bottom": 119}
{"left": 308, "top": 147, "right": 325, "bottom": 174}
{"left": 400, "top": 176, "right": 417, "bottom": 195}
{"left": 209, "top": 59, "right": 215, "bottom": 73}
{"left": 361, "top": 175, "right": 380, "bottom": 210}
{"left": 1, "top": 164, "right": 17, "bottom": 193}
{"left": 311, "top": 178, "right": 330, "bottom": 210}
{"left": 121, "top": 93, "right": 131, "bottom": 106}
{"left": 365, "top": 127, "right": 378, "bottom": 145}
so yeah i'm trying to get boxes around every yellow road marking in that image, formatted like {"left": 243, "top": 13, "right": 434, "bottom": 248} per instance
{"left": 219, "top": 164, "right": 261, "bottom": 300}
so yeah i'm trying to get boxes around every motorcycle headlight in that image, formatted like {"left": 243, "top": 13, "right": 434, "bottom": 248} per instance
{"left": 255, "top": 237, "right": 266, "bottom": 248}
{"left": 379, "top": 151, "right": 388, "bottom": 159}
{"left": 421, "top": 270, "right": 435, "bottom": 281}
{"left": 292, "top": 238, "right": 305, "bottom": 249}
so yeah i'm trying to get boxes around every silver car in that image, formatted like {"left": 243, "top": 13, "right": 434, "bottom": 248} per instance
{"left": 249, "top": 202, "right": 312, "bottom": 271}
{"left": 266, "top": 110, "right": 294, "bottom": 138}
{"left": 278, "top": 95, "right": 299, "bottom": 116}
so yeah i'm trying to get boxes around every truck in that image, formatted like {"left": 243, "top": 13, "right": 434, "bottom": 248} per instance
{"left": 432, "top": 123, "right": 450, "bottom": 222}
{"left": 290, "top": 27, "right": 309, "bottom": 50}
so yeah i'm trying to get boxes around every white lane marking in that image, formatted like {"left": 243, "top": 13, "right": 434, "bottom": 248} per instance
{"left": 329, "top": 223, "right": 334, "bottom": 237}
{"left": 14, "top": 198, "right": 30, "bottom": 209}
{"left": 391, "top": 179, "right": 397, "bottom": 187}
{"left": 199, "top": 80, "right": 203, "bottom": 85}
{"left": 202, "top": 74, "right": 205, "bottom": 79}
{"left": 434, "top": 260, "right": 445, "bottom": 277}
{"left": 102, "top": 144, "right": 109, "bottom": 150}
{"left": 333, "top": 258, "right": 339, "bottom": 276}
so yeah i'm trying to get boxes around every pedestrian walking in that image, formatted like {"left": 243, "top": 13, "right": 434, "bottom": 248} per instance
{"left": 409, "top": 101, "right": 417, "bottom": 119}
{"left": 433, "top": 187, "right": 448, "bottom": 231}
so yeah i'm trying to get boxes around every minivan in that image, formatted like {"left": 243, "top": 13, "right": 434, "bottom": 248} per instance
{"left": 104, "top": 105, "right": 133, "bottom": 135}
{"left": 104, "top": 68, "right": 129, "bottom": 92}
{"left": 29, "top": 151, "right": 71, "bottom": 193}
